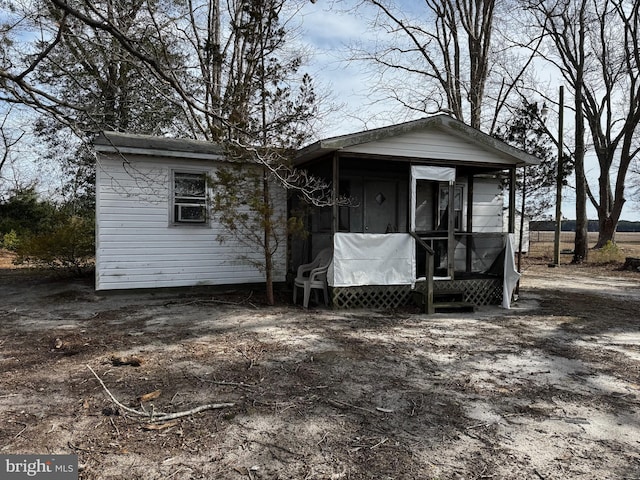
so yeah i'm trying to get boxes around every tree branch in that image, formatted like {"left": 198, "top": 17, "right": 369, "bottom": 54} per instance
{"left": 87, "top": 364, "right": 235, "bottom": 423}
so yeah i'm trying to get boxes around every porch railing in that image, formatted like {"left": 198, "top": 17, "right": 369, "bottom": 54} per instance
{"left": 410, "top": 232, "right": 435, "bottom": 314}
{"left": 328, "top": 232, "right": 423, "bottom": 310}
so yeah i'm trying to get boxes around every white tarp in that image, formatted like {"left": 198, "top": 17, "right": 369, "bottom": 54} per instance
{"left": 411, "top": 165, "right": 456, "bottom": 182}
{"left": 410, "top": 165, "right": 456, "bottom": 231}
{"left": 328, "top": 233, "right": 415, "bottom": 287}
{"left": 502, "top": 233, "right": 521, "bottom": 309}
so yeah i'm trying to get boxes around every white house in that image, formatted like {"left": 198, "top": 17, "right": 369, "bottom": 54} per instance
{"left": 94, "top": 115, "right": 538, "bottom": 311}
{"left": 93, "top": 132, "right": 287, "bottom": 291}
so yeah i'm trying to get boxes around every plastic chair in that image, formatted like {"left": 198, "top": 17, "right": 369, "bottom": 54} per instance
{"left": 293, "top": 248, "right": 332, "bottom": 308}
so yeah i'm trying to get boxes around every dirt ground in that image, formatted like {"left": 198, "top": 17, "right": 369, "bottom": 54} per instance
{"left": 2, "top": 249, "right": 640, "bottom": 479}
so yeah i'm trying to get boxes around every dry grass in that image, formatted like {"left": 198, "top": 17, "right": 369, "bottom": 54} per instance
{"left": 0, "top": 249, "right": 16, "bottom": 269}
{"left": 527, "top": 231, "right": 640, "bottom": 266}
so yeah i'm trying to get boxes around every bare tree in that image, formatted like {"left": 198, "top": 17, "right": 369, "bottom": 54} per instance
{"left": 0, "top": 4, "right": 79, "bottom": 130}
{"left": 0, "top": 107, "right": 25, "bottom": 179}
{"left": 524, "top": 0, "right": 640, "bottom": 258}
{"left": 348, "top": 0, "right": 539, "bottom": 132}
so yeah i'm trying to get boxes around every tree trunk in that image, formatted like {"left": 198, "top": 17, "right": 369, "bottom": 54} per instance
{"left": 464, "top": 0, "right": 494, "bottom": 130}
{"left": 594, "top": 160, "right": 628, "bottom": 248}
{"left": 258, "top": 19, "right": 274, "bottom": 306}
{"left": 573, "top": 158, "right": 589, "bottom": 262}
{"left": 574, "top": 127, "right": 589, "bottom": 262}
{"left": 596, "top": 216, "right": 617, "bottom": 248}
{"left": 263, "top": 167, "right": 274, "bottom": 306}
{"left": 572, "top": 4, "right": 589, "bottom": 264}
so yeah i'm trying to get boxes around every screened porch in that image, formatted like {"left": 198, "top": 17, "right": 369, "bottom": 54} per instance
{"left": 290, "top": 115, "right": 537, "bottom": 311}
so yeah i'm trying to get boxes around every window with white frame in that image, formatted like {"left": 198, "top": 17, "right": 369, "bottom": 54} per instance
{"left": 172, "top": 171, "right": 208, "bottom": 224}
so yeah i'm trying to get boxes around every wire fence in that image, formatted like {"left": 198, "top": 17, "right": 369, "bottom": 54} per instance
{"left": 529, "top": 231, "right": 640, "bottom": 245}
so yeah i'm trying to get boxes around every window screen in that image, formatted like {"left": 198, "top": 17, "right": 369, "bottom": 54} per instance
{"left": 173, "top": 172, "right": 207, "bottom": 224}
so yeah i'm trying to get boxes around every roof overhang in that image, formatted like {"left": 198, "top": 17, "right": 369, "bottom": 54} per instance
{"left": 93, "top": 131, "right": 225, "bottom": 161}
{"left": 296, "top": 114, "right": 540, "bottom": 167}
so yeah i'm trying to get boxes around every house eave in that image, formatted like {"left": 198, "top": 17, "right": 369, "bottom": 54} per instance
{"left": 94, "top": 146, "right": 226, "bottom": 162}
{"left": 296, "top": 114, "right": 541, "bottom": 167}
{"left": 93, "top": 131, "right": 225, "bottom": 161}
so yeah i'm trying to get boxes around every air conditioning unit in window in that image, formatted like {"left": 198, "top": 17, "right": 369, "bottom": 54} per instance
{"left": 176, "top": 203, "right": 206, "bottom": 223}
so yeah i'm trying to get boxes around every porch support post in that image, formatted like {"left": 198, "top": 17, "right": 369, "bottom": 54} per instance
{"left": 425, "top": 251, "right": 435, "bottom": 314}
{"left": 447, "top": 181, "right": 455, "bottom": 279}
{"left": 332, "top": 152, "right": 339, "bottom": 234}
{"left": 508, "top": 168, "right": 516, "bottom": 234}
{"left": 466, "top": 175, "right": 474, "bottom": 272}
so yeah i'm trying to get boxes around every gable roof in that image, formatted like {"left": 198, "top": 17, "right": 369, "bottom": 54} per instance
{"left": 297, "top": 114, "right": 540, "bottom": 166}
{"left": 94, "top": 131, "right": 224, "bottom": 160}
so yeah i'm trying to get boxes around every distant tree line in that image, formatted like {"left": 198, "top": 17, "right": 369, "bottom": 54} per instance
{"left": 531, "top": 220, "right": 640, "bottom": 233}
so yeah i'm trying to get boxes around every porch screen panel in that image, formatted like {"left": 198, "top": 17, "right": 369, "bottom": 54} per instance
{"left": 410, "top": 166, "right": 455, "bottom": 231}
{"left": 329, "top": 233, "right": 415, "bottom": 287}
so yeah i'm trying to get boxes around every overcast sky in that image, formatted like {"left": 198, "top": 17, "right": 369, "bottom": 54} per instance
{"left": 295, "top": 0, "right": 387, "bottom": 137}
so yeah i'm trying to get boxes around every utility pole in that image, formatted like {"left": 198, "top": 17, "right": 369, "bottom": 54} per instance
{"left": 551, "top": 86, "right": 564, "bottom": 267}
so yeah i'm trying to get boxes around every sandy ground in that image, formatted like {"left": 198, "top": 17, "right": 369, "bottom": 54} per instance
{"left": 1, "top": 256, "right": 640, "bottom": 479}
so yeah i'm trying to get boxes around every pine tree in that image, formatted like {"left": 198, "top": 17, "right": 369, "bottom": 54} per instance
{"left": 494, "top": 102, "right": 559, "bottom": 219}
{"left": 31, "top": 0, "right": 191, "bottom": 213}
{"left": 494, "top": 101, "right": 562, "bottom": 264}
{"left": 210, "top": 0, "right": 318, "bottom": 305}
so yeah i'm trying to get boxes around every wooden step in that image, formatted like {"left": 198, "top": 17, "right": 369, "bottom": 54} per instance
{"left": 412, "top": 290, "right": 476, "bottom": 314}
{"left": 433, "top": 301, "right": 476, "bottom": 313}
{"left": 434, "top": 289, "right": 465, "bottom": 303}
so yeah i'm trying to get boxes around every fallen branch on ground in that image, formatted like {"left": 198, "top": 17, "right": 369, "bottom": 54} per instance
{"left": 163, "top": 291, "right": 256, "bottom": 308}
{"left": 86, "top": 365, "right": 235, "bottom": 423}
{"left": 142, "top": 420, "right": 179, "bottom": 431}
{"left": 110, "top": 355, "right": 143, "bottom": 367}
{"left": 211, "top": 380, "right": 256, "bottom": 390}
{"left": 326, "top": 399, "right": 378, "bottom": 415}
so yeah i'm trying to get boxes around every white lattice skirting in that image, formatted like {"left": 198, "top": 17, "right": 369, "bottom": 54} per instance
{"left": 433, "top": 278, "right": 503, "bottom": 306}
{"left": 332, "top": 285, "right": 414, "bottom": 310}
{"left": 331, "top": 278, "right": 503, "bottom": 309}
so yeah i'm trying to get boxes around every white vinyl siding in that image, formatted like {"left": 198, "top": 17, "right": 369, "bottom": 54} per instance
{"left": 471, "top": 179, "right": 504, "bottom": 232}
{"left": 464, "top": 178, "right": 505, "bottom": 271}
{"left": 96, "top": 154, "right": 286, "bottom": 290}
{"left": 342, "top": 129, "right": 517, "bottom": 165}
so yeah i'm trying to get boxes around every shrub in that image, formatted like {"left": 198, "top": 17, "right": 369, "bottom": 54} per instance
{"left": 14, "top": 215, "right": 94, "bottom": 273}
{"left": 0, "top": 186, "right": 57, "bottom": 236}
{"left": 590, "top": 240, "right": 623, "bottom": 265}
{"left": 1, "top": 230, "right": 20, "bottom": 251}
